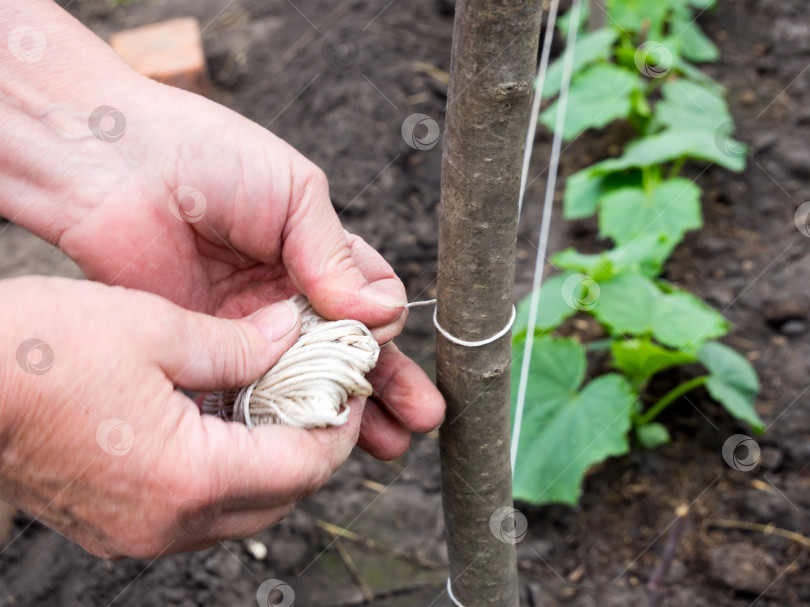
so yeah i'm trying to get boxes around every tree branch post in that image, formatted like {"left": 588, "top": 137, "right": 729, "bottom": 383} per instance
{"left": 437, "top": 1, "right": 542, "bottom": 605}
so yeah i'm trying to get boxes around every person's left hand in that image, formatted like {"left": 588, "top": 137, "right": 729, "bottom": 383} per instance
{"left": 52, "top": 77, "right": 443, "bottom": 460}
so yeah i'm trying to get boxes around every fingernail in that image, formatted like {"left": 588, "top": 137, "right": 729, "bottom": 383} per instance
{"left": 360, "top": 284, "right": 407, "bottom": 309}
{"left": 249, "top": 300, "right": 299, "bottom": 341}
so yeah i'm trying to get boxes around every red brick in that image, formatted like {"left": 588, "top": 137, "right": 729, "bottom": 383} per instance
{"left": 110, "top": 18, "right": 208, "bottom": 95}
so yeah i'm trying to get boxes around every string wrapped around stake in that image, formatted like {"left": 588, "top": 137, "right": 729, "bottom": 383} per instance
{"left": 203, "top": 296, "right": 514, "bottom": 430}
{"left": 203, "top": 295, "right": 380, "bottom": 429}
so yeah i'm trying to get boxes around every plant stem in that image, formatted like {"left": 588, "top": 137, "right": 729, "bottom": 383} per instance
{"left": 637, "top": 375, "right": 708, "bottom": 426}
{"left": 642, "top": 166, "right": 654, "bottom": 194}
{"left": 584, "top": 338, "right": 615, "bottom": 351}
{"left": 668, "top": 156, "right": 686, "bottom": 179}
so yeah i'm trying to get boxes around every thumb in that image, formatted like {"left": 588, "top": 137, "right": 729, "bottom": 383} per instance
{"left": 281, "top": 164, "right": 406, "bottom": 324}
{"left": 160, "top": 300, "right": 301, "bottom": 391}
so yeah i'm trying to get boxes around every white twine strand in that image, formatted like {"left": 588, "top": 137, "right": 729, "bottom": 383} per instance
{"left": 405, "top": 299, "right": 517, "bottom": 348}
{"left": 447, "top": 577, "right": 465, "bottom": 607}
{"left": 511, "top": 0, "right": 581, "bottom": 473}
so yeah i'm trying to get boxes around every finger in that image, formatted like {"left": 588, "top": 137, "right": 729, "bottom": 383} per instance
{"left": 201, "top": 396, "right": 366, "bottom": 509}
{"left": 344, "top": 233, "right": 408, "bottom": 342}
{"left": 281, "top": 161, "right": 406, "bottom": 324}
{"left": 159, "top": 300, "right": 301, "bottom": 391}
{"left": 175, "top": 504, "right": 296, "bottom": 551}
{"left": 208, "top": 504, "right": 296, "bottom": 542}
{"left": 367, "top": 344, "right": 445, "bottom": 434}
{"left": 356, "top": 398, "right": 411, "bottom": 461}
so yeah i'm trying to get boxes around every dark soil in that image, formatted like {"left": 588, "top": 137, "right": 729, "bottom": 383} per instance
{"left": 1, "top": 0, "right": 809, "bottom": 605}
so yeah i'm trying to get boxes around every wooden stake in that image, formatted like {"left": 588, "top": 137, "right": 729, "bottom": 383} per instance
{"left": 437, "top": 1, "right": 542, "bottom": 605}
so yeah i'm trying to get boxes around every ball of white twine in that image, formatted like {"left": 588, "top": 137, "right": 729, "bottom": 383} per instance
{"left": 203, "top": 295, "right": 380, "bottom": 429}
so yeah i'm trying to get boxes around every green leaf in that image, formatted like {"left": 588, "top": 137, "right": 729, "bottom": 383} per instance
{"left": 563, "top": 167, "right": 643, "bottom": 220}
{"left": 591, "top": 273, "right": 729, "bottom": 348}
{"left": 564, "top": 167, "right": 604, "bottom": 219}
{"left": 599, "top": 178, "right": 703, "bottom": 247}
{"left": 674, "top": 58, "right": 725, "bottom": 93}
{"left": 653, "top": 291, "right": 729, "bottom": 348}
{"left": 590, "top": 127, "right": 747, "bottom": 173}
{"left": 671, "top": 14, "right": 719, "bottom": 63}
{"left": 652, "top": 79, "right": 731, "bottom": 133}
{"left": 606, "top": 0, "right": 670, "bottom": 37}
{"left": 698, "top": 341, "right": 763, "bottom": 432}
{"left": 612, "top": 338, "right": 697, "bottom": 384}
{"left": 635, "top": 422, "right": 671, "bottom": 448}
{"left": 513, "top": 272, "right": 578, "bottom": 339}
{"left": 553, "top": 233, "right": 676, "bottom": 280}
{"left": 543, "top": 29, "right": 619, "bottom": 98}
{"left": 512, "top": 337, "right": 637, "bottom": 504}
{"left": 670, "top": 0, "right": 717, "bottom": 11}
{"left": 540, "top": 64, "right": 642, "bottom": 141}
{"left": 605, "top": 233, "right": 678, "bottom": 276}
{"left": 553, "top": 249, "right": 615, "bottom": 282}
{"left": 592, "top": 272, "right": 661, "bottom": 336}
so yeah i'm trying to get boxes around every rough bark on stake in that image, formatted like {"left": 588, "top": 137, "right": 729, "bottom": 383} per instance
{"left": 437, "top": 1, "right": 541, "bottom": 605}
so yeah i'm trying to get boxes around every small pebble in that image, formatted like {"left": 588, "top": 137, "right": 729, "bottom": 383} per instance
{"left": 780, "top": 319, "right": 806, "bottom": 336}
{"left": 245, "top": 539, "right": 268, "bottom": 560}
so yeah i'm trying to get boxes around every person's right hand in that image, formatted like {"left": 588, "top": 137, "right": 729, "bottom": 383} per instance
{"left": 0, "top": 275, "right": 365, "bottom": 559}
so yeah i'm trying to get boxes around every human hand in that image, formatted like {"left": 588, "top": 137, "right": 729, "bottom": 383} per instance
{"left": 58, "top": 81, "right": 442, "bottom": 458}
{"left": 0, "top": 2, "right": 444, "bottom": 460}
{"left": 0, "top": 276, "right": 374, "bottom": 558}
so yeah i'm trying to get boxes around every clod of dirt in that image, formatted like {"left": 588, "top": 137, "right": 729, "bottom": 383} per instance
{"left": 763, "top": 300, "right": 809, "bottom": 334}
{"left": 759, "top": 446, "right": 784, "bottom": 471}
{"left": 708, "top": 542, "right": 780, "bottom": 594}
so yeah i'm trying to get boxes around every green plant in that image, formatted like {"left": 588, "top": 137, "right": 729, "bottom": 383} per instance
{"left": 512, "top": 0, "right": 761, "bottom": 505}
